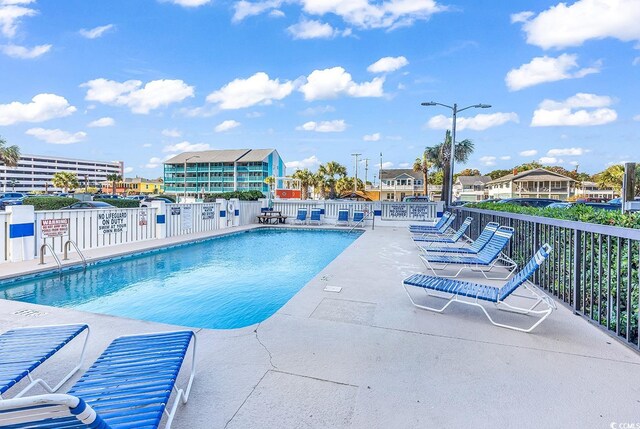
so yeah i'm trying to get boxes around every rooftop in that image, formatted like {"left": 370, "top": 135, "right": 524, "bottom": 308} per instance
{"left": 164, "top": 149, "right": 276, "bottom": 164}
{"left": 1, "top": 225, "right": 637, "bottom": 428}
{"left": 486, "top": 168, "right": 577, "bottom": 185}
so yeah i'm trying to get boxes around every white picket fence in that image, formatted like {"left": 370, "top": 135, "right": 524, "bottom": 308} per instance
{"left": 0, "top": 213, "right": 7, "bottom": 263}
{"left": 238, "top": 201, "right": 263, "bottom": 226}
{"left": 165, "top": 203, "right": 220, "bottom": 238}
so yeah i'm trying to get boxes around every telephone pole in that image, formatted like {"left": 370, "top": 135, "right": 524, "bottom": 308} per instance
{"left": 351, "top": 153, "right": 361, "bottom": 193}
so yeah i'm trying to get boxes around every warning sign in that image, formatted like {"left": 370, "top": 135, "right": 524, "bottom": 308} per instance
{"left": 97, "top": 211, "right": 128, "bottom": 234}
{"left": 41, "top": 218, "right": 69, "bottom": 238}
{"left": 139, "top": 210, "right": 148, "bottom": 226}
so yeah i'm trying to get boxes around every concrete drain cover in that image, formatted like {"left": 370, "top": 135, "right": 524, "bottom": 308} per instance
{"left": 13, "top": 309, "right": 47, "bottom": 317}
{"left": 310, "top": 298, "right": 376, "bottom": 325}
{"left": 323, "top": 286, "right": 342, "bottom": 293}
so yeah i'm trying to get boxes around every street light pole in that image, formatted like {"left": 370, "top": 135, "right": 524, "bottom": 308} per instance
{"left": 421, "top": 101, "right": 491, "bottom": 207}
{"left": 183, "top": 155, "right": 200, "bottom": 201}
{"left": 351, "top": 153, "right": 361, "bottom": 193}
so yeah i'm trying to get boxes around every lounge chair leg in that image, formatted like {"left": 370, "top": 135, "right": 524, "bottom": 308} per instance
{"left": 403, "top": 282, "right": 456, "bottom": 313}
{"left": 163, "top": 333, "right": 197, "bottom": 429}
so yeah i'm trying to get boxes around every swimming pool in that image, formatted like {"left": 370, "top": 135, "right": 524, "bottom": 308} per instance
{"left": 0, "top": 228, "right": 362, "bottom": 329}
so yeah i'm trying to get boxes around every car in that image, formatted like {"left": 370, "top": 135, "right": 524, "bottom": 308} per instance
{"left": 125, "top": 195, "right": 147, "bottom": 201}
{"left": 0, "top": 193, "right": 26, "bottom": 210}
{"left": 403, "top": 195, "right": 430, "bottom": 202}
{"left": 547, "top": 202, "right": 621, "bottom": 211}
{"left": 60, "top": 201, "right": 115, "bottom": 210}
{"left": 140, "top": 197, "right": 174, "bottom": 207}
{"left": 497, "top": 198, "right": 561, "bottom": 208}
{"left": 546, "top": 202, "right": 573, "bottom": 209}
{"left": 93, "top": 194, "right": 122, "bottom": 200}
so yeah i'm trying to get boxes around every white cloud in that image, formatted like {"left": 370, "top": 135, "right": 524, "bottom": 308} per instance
{"left": 633, "top": 57, "right": 640, "bottom": 66}
{"left": 376, "top": 161, "right": 394, "bottom": 169}
{"left": 0, "top": 93, "right": 76, "bottom": 126}
{"left": 363, "top": 132, "right": 381, "bottom": 141}
{"left": 0, "top": 43, "right": 50, "bottom": 58}
{"left": 514, "top": 0, "right": 640, "bottom": 49}
{"left": 500, "top": 156, "right": 511, "bottom": 160}
{"left": 539, "top": 156, "right": 563, "bottom": 164}
{"left": 427, "top": 112, "right": 519, "bottom": 131}
{"left": 26, "top": 128, "right": 87, "bottom": 144}
{"left": 269, "top": 9, "right": 285, "bottom": 18}
{"left": 505, "top": 54, "right": 600, "bottom": 91}
{"left": 161, "top": 0, "right": 211, "bottom": 7}
{"left": 367, "top": 56, "right": 409, "bottom": 73}
{"left": 287, "top": 19, "right": 340, "bottom": 39}
{"left": 79, "top": 24, "right": 114, "bottom": 39}
{"left": 87, "top": 117, "right": 115, "bottom": 127}
{"left": 286, "top": 155, "right": 321, "bottom": 170}
{"left": 162, "top": 141, "right": 211, "bottom": 153}
{"left": 296, "top": 119, "right": 346, "bottom": 132}
{"left": 142, "top": 143, "right": 153, "bottom": 148}
{"left": 300, "top": 105, "right": 335, "bottom": 115}
{"left": 531, "top": 93, "right": 617, "bottom": 127}
{"left": 634, "top": 114, "right": 640, "bottom": 121}
{"left": 519, "top": 149, "right": 538, "bottom": 157}
{"left": 82, "top": 78, "right": 194, "bottom": 114}
{"left": 214, "top": 119, "right": 241, "bottom": 132}
{"left": 479, "top": 156, "right": 496, "bottom": 166}
{"left": 162, "top": 128, "right": 181, "bottom": 137}
{"left": 146, "top": 157, "right": 164, "bottom": 168}
{"left": 299, "top": 66, "right": 384, "bottom": 101}
{"left": 124, "top": 166, "right": 134, "bottom": 174}
{"left": 206, "top": 72, "right": 294, "bottom": 110}
{"left": 398, "top": 162, "right": 410, "bottom": 168}
{"left": 233, "top": 0, "right": 447, "bottom": 30}
{"left": 547, "top": 147, "right": 588, "bottom": 156}
{"left": 0, "top": 2, "right": 36, "bottom": 38}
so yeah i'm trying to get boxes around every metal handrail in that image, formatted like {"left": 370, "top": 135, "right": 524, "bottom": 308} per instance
{"left": 63, "top": 240, "right": 87, "bottom": 271}
{"left": 348, "top": 211, "right": 373, "bottom": 233}
{"left": 39, "top": 243, "right": 62, "bottom": 274}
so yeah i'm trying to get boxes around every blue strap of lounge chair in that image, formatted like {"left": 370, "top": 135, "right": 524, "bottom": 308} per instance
{"left": 413, "top": 217, "right": 471, "bottom": 243}
{"left": 418, "top": 222, "right": 499, "bottom": 254}
{"left": 403, "top": 244, "right": 555, "bottom": 332}
{"left": 0, "top": 324, "right": 90, "bottom": 399}
{"left": 409, "top": 212, "right": 450, "bottom": 231}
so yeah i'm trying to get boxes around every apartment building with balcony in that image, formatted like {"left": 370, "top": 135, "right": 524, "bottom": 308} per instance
{"left": 486, "top": 168, "right": 575, "bottom": 200}
{"left": 373, "top": 169, "right": 426, "bottom": 201}
{"left": 163, "top": 149, "right": 284, "bottom": 196}
{"left": 0, "top": 154, "right": 123, "bottom": 193}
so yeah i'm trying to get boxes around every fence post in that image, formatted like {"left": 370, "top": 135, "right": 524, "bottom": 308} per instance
{"left": 7, "top": 205, "right": 35, "bottom": 262}
{"left": 230, "top": 198, "right": 240, "bottom": 227}
{"left": 217, "top": 199, "right": 228, "bottom": 229}
{"left": 572, "top": 229, "right": 582, "bottom": 314}
{"left": 151, "top": 200, "right": 167, "bottom": 239}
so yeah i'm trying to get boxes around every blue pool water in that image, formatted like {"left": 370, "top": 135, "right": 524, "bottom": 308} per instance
{"left": 0, "top": 228, "right": 361, "bottom": 329}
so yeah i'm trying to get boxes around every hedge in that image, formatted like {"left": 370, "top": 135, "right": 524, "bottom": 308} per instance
{"left": 94, "top": 198, "right": 140, "bottom": 208}
{"left": 23, "top": 197, "right": 79, "bottom": 211}
{"left": 465, "top": 202, "right": 640, "bottom": 229}
{"left": 204, "top": 190, "right": 264, "bottom": 202}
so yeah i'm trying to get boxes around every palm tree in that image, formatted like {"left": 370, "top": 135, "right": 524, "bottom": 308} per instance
{"left": 313, "top": 171, "right": 328, "bottom": 199}
{"left": 425, "top": 130, "right": 474, "bottom": 201}
{"left": 291, "top": 169, "right": 316, "bottom": 200}
{"left": 52, "top": 171, "right": 79, "bottom": 193}
{"left": 335, "top": 177, "right": 364, "bottom": 195}
{"left": 412, "top": 151, "right": 432, "bottom": 197}
{"left": 317, "top": 161, "right": 347, "bottom": 199}
{"left": 0, "top": 136, "right": 20, "bottom": 167}
{"left": 106, "top": 173, "right": 122, "bottom": 196}
{"left": 595, "top": 165, "right": 624, "bottom": 192}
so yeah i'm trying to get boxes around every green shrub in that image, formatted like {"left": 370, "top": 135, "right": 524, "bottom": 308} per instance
{"left": 204, "top": 190, "right": 264, "bottom": 202}
{"left": 465, "top": 202, "right": 640, "bottom": 229}
{"left": 23, "top": 197, "right": 80, "bottom": 211}
{"left": 94, "top": 198, "right": 140, "bottom": 208}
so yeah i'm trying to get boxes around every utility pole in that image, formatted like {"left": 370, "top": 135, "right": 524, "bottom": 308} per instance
{"left": 351, "top": 153, "right": 361, "bottom": 193}
{"left": 363, "top": 158, "right": 370, "bottom": 188}
{"left": 379, "top": 152, "right": 383, "bottom": 201}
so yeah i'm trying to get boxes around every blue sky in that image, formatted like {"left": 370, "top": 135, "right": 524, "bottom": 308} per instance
{"left": 0, "top": 0, "right": 638, "bottom": 180}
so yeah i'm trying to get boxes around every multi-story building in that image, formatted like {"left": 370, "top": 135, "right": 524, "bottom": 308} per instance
{"left": 101, "top": 177, "right": 164, "bottom": 195}
{"left": 453, "top": 175, "right": 491, "bottom": 202}
{"left": 486, "top": 168, "right": 575, "bottom": 200}
{"left": 0, "top": 154, "right": 123, "bottom": 193}
{"left": 365, "top": 169, "right": 441, "bottom": 201}
{"left": 163, "top": 149, "right": 284, "bottom": 196}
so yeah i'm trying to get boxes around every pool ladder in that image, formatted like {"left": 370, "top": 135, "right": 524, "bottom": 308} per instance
{"left": 39, "top": 240, "right": 87, "bottom": 274}
{"left": 348, "top": 211, "right": 374, "bottom": 233}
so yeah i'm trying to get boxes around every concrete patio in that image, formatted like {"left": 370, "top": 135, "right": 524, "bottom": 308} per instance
{"left": 0, "top": 225, "right": 638, "bottom": 428}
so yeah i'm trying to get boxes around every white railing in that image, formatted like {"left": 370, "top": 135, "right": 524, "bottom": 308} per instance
{"left": 34, "top": 207, "right": 157, "bottom": 255}
{"left": 238, "top": 201, "right": 262, "bottom": 225}
{"left": 165, "top": 203, "right": 220, "bottom": 238}
{"left": 0, "top": 213, "right": 7, "bottom": 263}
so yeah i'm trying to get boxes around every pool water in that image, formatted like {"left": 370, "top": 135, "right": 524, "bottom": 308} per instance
{"left": 0, "top": 228, "right": 361, "bottom": 329}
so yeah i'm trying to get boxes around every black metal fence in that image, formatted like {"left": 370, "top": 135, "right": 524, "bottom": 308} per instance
{"left": 452, "top": 207, "right": 640, "bottom": 351}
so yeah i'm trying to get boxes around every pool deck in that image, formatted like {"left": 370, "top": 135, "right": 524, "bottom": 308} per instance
{"left": 0, "top": 225, "right": 639, "bottom": 428}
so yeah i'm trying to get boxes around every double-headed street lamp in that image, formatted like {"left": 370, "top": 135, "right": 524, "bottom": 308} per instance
{"left": 183, "top": 155, "right": 200, "bottom": 200}
{"left": 421, "top": 101, "right": 491, "bottom": 207}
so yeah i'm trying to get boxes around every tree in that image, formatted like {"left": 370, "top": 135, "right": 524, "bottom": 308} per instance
{"left": 425, "top": 130, "right": 474, "bottom": 201}
{"left": 412, "top": 151, "right": 432, "bottom": 196}
{"left": 317, "top": 161, "right": 347, "bottom": 199}
{"left": 594, "top": 165, "right": 624, "bottom": 192}
{"left": 106, "top": 173, "right": 122, "bottom": 195}
{"left": 513, "top": 161, "right": 542, "bottom": 173}
{"left": 486, "top": 169, "right": 511, "bottom": 180}
{"left": 0, "top": 135, "right": 20, "bottom": 167}
{"left": 335, "top": 177, "right": 364, "bottom": 195}
{"left": 52, "top": 171, "right": 79, "bottom": 192}
{"left": 453, "top": 168, "right": 481, "bottom": 183}
{"left": 292, "top": 168, "right": 316, "bottom": 200}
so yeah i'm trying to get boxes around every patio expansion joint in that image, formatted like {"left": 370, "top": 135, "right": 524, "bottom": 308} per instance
{"left": 223, "top": 369, "right": 271, "bottom": 429}
{"left": 369, "top": 323, "right": 640, "bottom": 366}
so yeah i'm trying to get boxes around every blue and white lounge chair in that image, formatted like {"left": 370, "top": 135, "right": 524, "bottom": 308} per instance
{"left": 352, "top": 211, "right": 365, "bottom": 226}
{"left": 0, "top": 324, "right": 89, "bottom": 399}
{"left": 408, "top": 212, "right": 450, "bottom": 232}
{"left": 308, "top": 209, "right": 322, "bottom": 225}
{"left": 403, "top": 244, "right": 556, "bottom": 332}
{"left": 413, "top": 216, "right": 472, "bottom": 245}
{"left": 418, "top": 221, "right": 499, "bottom": 254}
{"left": 0, "top": 330, "right": 196, "bottom": 429}
{"left": 336, "top": 209, "right": 349, "bottom": 226}
{"left": 411, "top": 213, "right": 457, "bottom": 237}
{"left": 419, "top": 226, "right": 517, "bottom": 279}
{"left": 294, "top": 208, "right": 307, "bottom": 225}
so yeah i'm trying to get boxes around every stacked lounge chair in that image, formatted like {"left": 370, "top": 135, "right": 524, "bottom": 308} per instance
{"left": 417, "top": 221, "right": 499, "bottom": 254}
